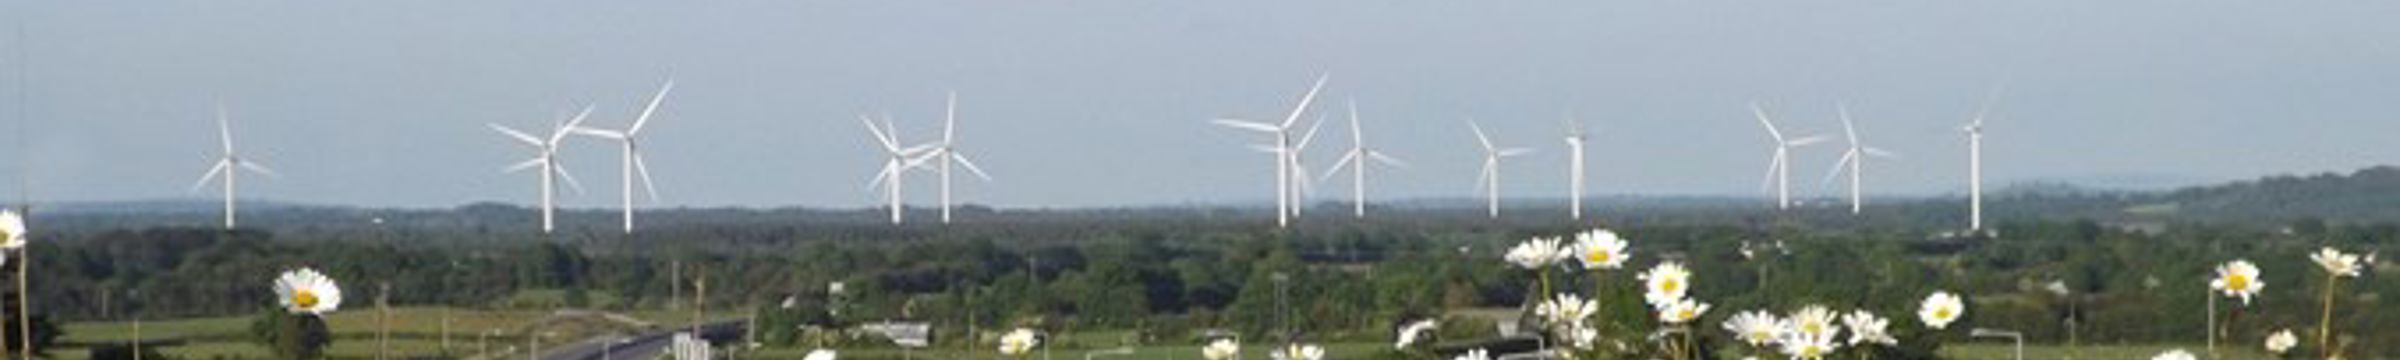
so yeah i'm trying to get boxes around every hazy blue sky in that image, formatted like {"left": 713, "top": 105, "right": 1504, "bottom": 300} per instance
{"left": 4, "top": 1, "right": 2396, "bottom": 209}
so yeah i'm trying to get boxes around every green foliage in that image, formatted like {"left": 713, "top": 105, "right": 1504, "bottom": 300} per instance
{"left": 248, "top": 308, "right": 330, "bottom": 360}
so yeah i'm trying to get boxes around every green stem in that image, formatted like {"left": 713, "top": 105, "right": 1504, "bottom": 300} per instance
{"left": 1539, "top": 270, "right": 1553, "bottom": 302}
{"left": 2319, "top": 274, "right": 2338, "bottom": 359}
{"left": 2206, "top": 292, "right": 2216, "bottom": 359}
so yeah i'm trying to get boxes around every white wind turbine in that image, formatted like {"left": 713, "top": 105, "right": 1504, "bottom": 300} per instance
{"left": 189, "top": 103, "right": 278, "bottom": 230}
{"left": 1750, "top": 103, "right": 1826, "bottom": 210}
{"left": 1823, "top": 103, "right": 1899, "bottom": 214}
{"left": 862, "top": 113, "right": 933, "bottom": 224}
{"left": 1284, "top": 115, "right": 1327, "bottom": 218}
{"left": 916, "top": 92, "right": 994, "bottom": 224}
{"left": 1320, "top": 100, "right": 1405, "bottom": 218}
{"left": 1211, "top": 74, "right": 1328, "bottom": 228}
{"left": 1564, "top": 115, "right": 1588, "bottom": 220}
{"left": 1964, "top": 90, "right": 1999, "bottom": 232}
{"left": 571, "top": 80, "right": 673, "bottom": 234}
{"left": 1469, "top": 120, "right": 1533, "bottom": 219}
{"left": 491, "top": 106, "right": 592, "bottom": 234}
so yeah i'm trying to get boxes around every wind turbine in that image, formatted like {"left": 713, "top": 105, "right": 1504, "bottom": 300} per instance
{"left": 1564, "top": 115, "right": 1587, "bottom": 220}
{"left": 1750, "top": 103, "right": 1826, "bottom": 210}
{"left": 915, "top": 91, "right": 993, "bottom": 224}
{"left": 1320, "top": 100, "right": 1405, "bottom": 218}
{"left": 1964, "top": 90, "right": 1999, "bottom": 232}
{"left": 571, "top": 80, "right": 673, "bottom": 234}
{"left": 862, "top": 113, "right": 933, "bottom": 224}
{"left": 1823, "top": 103, "right": 1899, "bottom": 214}
{"left": 1285, "top": 115, "right": 1327, "bottom": 218}
{"left": 491, "top": 106, "right": 592, "bottom": 234}
{"left": 1211, "top": 74, "right": 1328, "bottom": 228}
{"left": 1469, "top": 120, "right": 1532, "bottom": 219}
{"left": 189, "top": 103, "right": 277, "bottom": 230}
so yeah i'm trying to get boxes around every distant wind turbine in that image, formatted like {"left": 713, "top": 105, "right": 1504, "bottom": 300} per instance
{"left": 571, "top": 80, "right": 673, "bottom": 234}
{"left": 1750, "top": 103, "right": 1826, "bottom": 210}
{"left": 1285, "top": 115, "right": 1327, "bottom": 218}
{"left": 1564, "top": 115, "right": 1588, "bottom": 220}
{"left": 1965, "top": 89, "right": 2000, "bottom": 232}
{"left": 1320, "top": 100, "right": 1405, "bottom": 218}
{"left": 862, "top": 114, "right": 934, "bottom": 224}
{"left": 1823, "top": 103, "right": 1900, "bottom": 214}
{"left": 189, "top": 103, "right": 277, "bottom": 230}
{"left": 1470, "top": 120, "right": 1533, "bottom": 219}
{"left": 1212, "top": 74, "right": 1328, "bottom": 228}
{"left": 914, "top": 92, "right": 994, "bottom": 224}
{"left": 491, "top": 106, "right": 592, "bottom": 234}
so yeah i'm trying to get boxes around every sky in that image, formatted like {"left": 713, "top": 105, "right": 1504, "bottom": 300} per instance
{"left": 3, "top": 0, "right": 2397, "bottom": 209}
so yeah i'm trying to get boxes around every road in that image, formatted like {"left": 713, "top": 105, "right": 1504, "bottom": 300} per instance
{"left": 541, "top": 321, "right": 747, "bottom": 360}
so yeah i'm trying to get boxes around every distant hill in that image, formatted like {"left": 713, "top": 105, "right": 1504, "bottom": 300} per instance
{"left": 2113, "top": 166, "right": 2400, "bottom": 223}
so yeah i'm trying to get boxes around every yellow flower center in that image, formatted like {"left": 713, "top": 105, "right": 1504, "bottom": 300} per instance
{"left": 1587, "top": 250, "right": 1611, "bottom": 264}
{"left": 1801, "top": 345, "right": 1825, "bottom": 358}
{"left": 1676, "top": 308, "right": 1696, "bottom": 320}
{"left": 2227, "top": 275, "right": 2251, "bottom": 291}
{"left": 1934, "top": 308, "right": 1953, "bottom": 320}
{"left": 1748, "top": 330, "right": 1771, "bottom": 342}
{"left": 293, "top": 290, "right": 320, "bottom": 309}
{"left": 1802, "top": 322, "right": 1824, "bottom": 335}
{"left": 1661, "top": 279, "right": 1681, "bottom": 293}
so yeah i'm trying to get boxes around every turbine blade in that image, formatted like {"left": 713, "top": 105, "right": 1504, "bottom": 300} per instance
{"left": 490, "top": 123, "right": 544, "bottom": 145}
{"left": 1211, "top": 119, "right": 1281, "bottom": 133}
{"left": 1347, "top": 99, "right": 1364, "bottom": 147}
{"left": 1972, "top": 84, "right": 2005, "bottom": 128}
{"left": 1838, "top": 103, "right": 1858, "bottom": 145}
{"left": 1248, "top": 144, "right": 1283, "bottom": 154}
{"left": 944, "top": 91, "right": 958, "bottom": 144}
{"left": 1498, "top": 148, "right": 1534, "bottom": 157}
{"left": 1786, "top": 135, "right": 1831, "bottom": 147}
{"left": 1293, "top": 115, "right": 1326, "bottom": 151}
{"left": 1367, "top": 151, "right": 1408, "bottom": 168}
{"left": 217, "top": 103, "right": 234, "bottom": 154}
{"left": 953, "top": 153, "right": 994, "bottom": 181}
{"left": 190, "top": 161, "right": 229, "bottom": 193}
{"left": 899, "top": 142, "right": 941, "bottom": 157}
{"left": 571, "top": 127, "right": 627, "bottom": 139}
{"left": 554, "top": 162, "right": 586, "bottom": 194}
{"left": 1751, "top": 102, "right": 1785, "bottom": 142}
{"left": 1760, "top": 153, "right": 1782, "bottom": 193}
{"left": 553, "top": 105, "right": 596, "bottom": 145}
{"left": 238, "top": 161, "right": 279, "bottom": 178}
{"left": 1821, "top": 151, "right": 1856, "bottom": 187}
{"left": 1468, "top": 120, "right": 1493, "bottom": 151}
{"left": 1864, "top": 147, "right": 1901, "bottom": 159}
{"left": 868, "top": 162, "right": 896, "bottom": 191}
{"left": 1279, "top": 74, "right": 1329, "bottom": 128}
{"left": 629, "top": 80, "right": 674, "bottom": 134}
{"left": 504, "top": 158, "right": 544, "bottom": 173}
{"left": 1322, "top": 151, "right": 1360, "bottom": 182}
{"left": 861, "top": 115, "right": 900, "bottom": 151}
{"left": 1475, "top": 159, "right": 1495, "bottom": 195}
{"left": 633, "top": 153, "right": 661, "bottom": 202}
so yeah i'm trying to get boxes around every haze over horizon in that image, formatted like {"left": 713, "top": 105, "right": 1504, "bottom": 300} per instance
{"left": 5, "top": 1, "right": 2396, "bottom": 209}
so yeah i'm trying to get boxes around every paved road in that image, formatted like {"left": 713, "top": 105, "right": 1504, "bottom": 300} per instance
{"left": 542, "top": 321, "right": 746, "bottom": 360}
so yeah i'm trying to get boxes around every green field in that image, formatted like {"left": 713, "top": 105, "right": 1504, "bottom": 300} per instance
{"left": 56, "top": 306, "right": 724, "bottom": 359}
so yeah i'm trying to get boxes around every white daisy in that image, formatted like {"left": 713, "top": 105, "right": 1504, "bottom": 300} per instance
{"left": 273, "top": 268, "right": 343, "bottom": 315}
{"left": 1777, "top": 331, "right": 1841, "bottom": 360}
{"left": 2264, "top": 328, "right": 2297, "bottom": 355}
{"left": 1506, "top": 236, "right": 1567, "bottom": 270}
{"left": 1918, "top": 291, "right": 1965, "bottom": 330}
{"left": 2311, "top": 247, "right": 2362, "bottom": 278}
{"left": 1841, "top": 310, "right": 1896, "bottom": 346}
{"left": 998, "top": 328, "right": 1039, "bottom": 356}
{"left": 1203, "top": 338, "right": 1240, "bottom": 360}
{"left": 1639, "top": 262, "right": 1693, "bottom": 306}
{"left": 1453, "top": 348, "right": 1490, "bottom": 360}
{"left": 1536, "top": 293, "right": 1598, "bottom": 327}
{"left": 803, "top": 349, "right": 837, "bottom": 360}
{"left": 1572, "top": 229, "right": 1630, "bottom": 270}
{"left": 2151, "top": 349, "right": 2196, "bottom": 360}
{"left": 0, "top": 210, "right": 24, "bottom": 249}
{"left": 2210, "top": 259, "right": 2264, "bottom": 305}
{"left": 1657, "top": 297, "right": 1711, "bottom": 324}
{"left": 1271, "top": 343, "right": 1324, "bottom": 360}
{"left": 1787, "top": 305, "right": 1840, "bottom": 339}
{"left": 1567, "top": 325, "right": 1599, "bottom": 350}
{"left": 1721, "top": 310, "right": 1786, "bottom": 348}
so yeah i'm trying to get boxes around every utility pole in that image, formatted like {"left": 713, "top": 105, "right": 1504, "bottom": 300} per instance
{"left": 378, "top": 281, "right": 390, "bottom": 360}
{"left": 694, "top": 270, "right": 707, "bottom": 334}
{"left": 669, "top": 259, "right": 681, "bottom": 311}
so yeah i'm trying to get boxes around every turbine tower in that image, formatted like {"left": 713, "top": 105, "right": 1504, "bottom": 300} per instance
{"left": 1321, "top": 100, "right": 1405, "bottom": 218}
{"left": 571, "top": 80, "right": 673, "bottom": 234}
{"left": 1750, "top": 103, "right": 1825, "bottom": 210}
{"left": 862, "top": 114, "right": 932, "bottom": 224}
{"left": 491, "top": 106, "right": 592, "bottom": 234}
{"left": 1211, "top": 74, "right": 1328, "bottom": 228}
{"left": 1823, "top": 103, "right": 1899, "bottom": 214}
{"left": 1285, "top": 115, "right": 1327, "bottom": 218}
{"left": 190, "top": 103, "right": 277, "bottom": 230}
{"left": 1469, "top": 120, "right": 1532, "bottom": 219}
{"left": 1564, "top": 115, "right": 1587, "bottom": 220}
{"left": 1964, "top": 90, "right": 1998, "bottom": 232}
{"left": 919, "top": 91, "right": 993, "bottom": 224}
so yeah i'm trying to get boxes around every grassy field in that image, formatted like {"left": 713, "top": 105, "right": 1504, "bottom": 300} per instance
{"left": 56, "top": 306, "right": 721, "bottom": 359}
